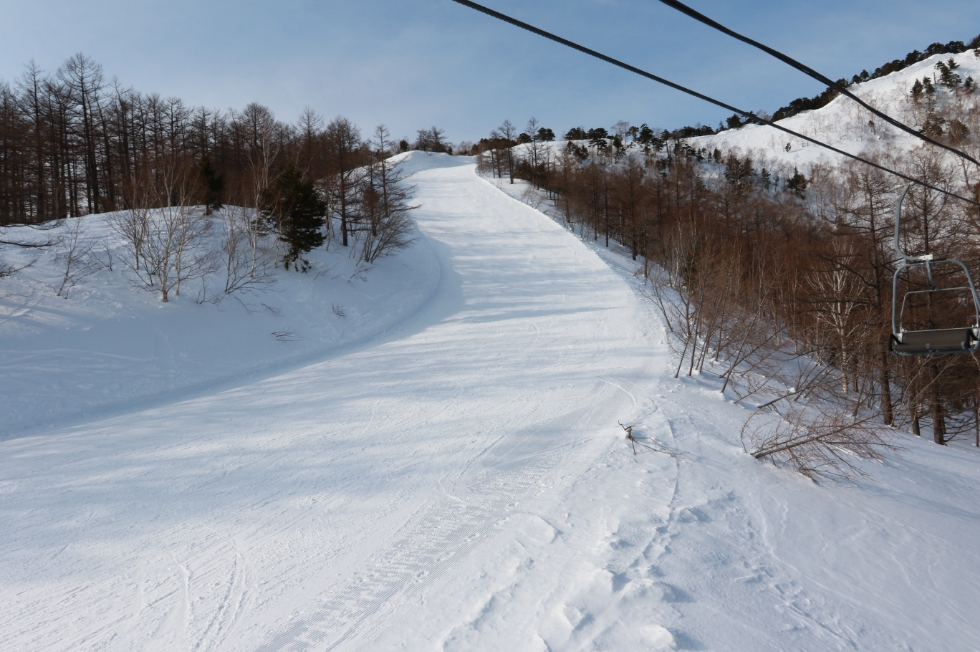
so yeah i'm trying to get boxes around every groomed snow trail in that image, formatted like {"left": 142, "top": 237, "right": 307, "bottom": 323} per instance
{"left": 0, "top": 154, "right": 672, "bottom": 650}
{"left": 4, "top": 153, "right": 980, "bottom": 651}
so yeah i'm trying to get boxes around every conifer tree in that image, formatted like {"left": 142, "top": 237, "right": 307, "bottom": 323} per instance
{"left": 637, "top": 124, "right": 655, "bottom": 146}
{"left": 911, "top": 78, "right": 924, "bottom": 101}
{"left": 587, "top": 128, "right": 609, "bottom": 151}
{"left": 787, "top": 168, "right": 808, "bottom": 197}
{"left": 264, "top": 162, "right": 326, "bottom": 271}
{"left": 198, "top": 154, "right": 224, "bottom": 215}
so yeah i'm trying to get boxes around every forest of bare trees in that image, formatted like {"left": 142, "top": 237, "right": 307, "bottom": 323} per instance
{"left": 476, "top": 83, "right": 980, "bottom": 453}
{"left": 0, "top": 54, "right": 416, "bottom": 276}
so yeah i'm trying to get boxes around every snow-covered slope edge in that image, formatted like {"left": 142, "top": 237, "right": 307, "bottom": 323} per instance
{"left": 0, "top": 153, "right": 445, "bottom": 439}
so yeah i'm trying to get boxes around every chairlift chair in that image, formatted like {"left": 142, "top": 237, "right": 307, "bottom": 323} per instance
{"left": 890, "top": 183, "right": 980, "bottom": 356}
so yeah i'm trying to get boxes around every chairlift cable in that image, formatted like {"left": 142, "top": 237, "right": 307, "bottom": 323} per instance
{"left": 449, "top": 0, "right": 980, "bottom": 208}
{"left": 655, "top": 0, "right": 980, "bottom": 170}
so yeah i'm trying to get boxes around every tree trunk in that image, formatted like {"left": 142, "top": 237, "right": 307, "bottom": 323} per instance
{"left": 929, "top": 365, "right": 946, "bottom": 445}
{"left": 878, "top": 348, "right": 894, "bottom": 426}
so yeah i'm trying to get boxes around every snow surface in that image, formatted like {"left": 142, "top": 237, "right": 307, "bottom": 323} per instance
{"left": 0, "top": 208, "right": 440, "bottom": 437}
{"left": 2, "top": 152, "right": 980, "bottom": 651}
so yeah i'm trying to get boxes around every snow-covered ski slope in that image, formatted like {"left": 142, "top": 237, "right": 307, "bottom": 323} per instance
{"left": 2, "top": 153, "right": 980, "bottom": 651}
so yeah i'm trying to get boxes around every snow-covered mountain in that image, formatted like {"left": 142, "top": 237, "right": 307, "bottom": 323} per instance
{"left": 688, "top": 50, "right": 980, "bottom": 172}
{"left": 498, "top": 49, "right": 979, "bottom": 184}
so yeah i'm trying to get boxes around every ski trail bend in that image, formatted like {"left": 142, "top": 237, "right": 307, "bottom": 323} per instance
{"left": 0, "top": 153, "right": 674, "bottom": 650}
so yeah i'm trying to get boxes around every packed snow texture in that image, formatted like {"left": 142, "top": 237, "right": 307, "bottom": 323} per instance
{"left": 1, "top": 153, "right": 979, "bottom": 651}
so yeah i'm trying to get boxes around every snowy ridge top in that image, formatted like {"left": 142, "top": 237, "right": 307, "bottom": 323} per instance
{"left": 688, "top": 50, "right": 980, "bottom": 170}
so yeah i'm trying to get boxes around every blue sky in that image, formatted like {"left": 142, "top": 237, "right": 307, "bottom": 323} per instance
{"left": 2, "top": 0, "right": 978, "bottom": 144}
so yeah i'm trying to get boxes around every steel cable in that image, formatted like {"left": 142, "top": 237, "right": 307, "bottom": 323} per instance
{"left": 656, "top": 0, "right": 980, "bottom": 169}
{"left": 449, "top": 0, "right": 980, "bottom": 208}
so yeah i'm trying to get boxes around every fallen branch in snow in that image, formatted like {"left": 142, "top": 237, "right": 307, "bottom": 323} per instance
{"left": 620, "top": 422, "right": 678, "bottom": 458}
{"left": 741, "top": 407, "right": 899, "bottom": 483}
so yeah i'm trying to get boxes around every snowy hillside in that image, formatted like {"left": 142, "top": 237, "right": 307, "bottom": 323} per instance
{"left": 688, "top": 50, "right": 980, "bottom": 170}
{"left": 0, "top": 204, "right": 440, "bottom": 437}
{"left": 497, "top": 50, "right": 979, "bottom": 179}
{"left": 2, "top": 153, "right": 980, "bottom": 651}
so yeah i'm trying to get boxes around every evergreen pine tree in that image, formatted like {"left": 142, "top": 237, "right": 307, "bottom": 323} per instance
{"left": 535, "top": 127, "right": 555, "bottom": 142}
{"left": 638, "top": 124, "right": 655, "bottom": 145}
{"left": 197, "top": 154, "right": 224, "bottom": 215}
{"left": 264, "top": 163, "right": 327, "bottom": 271}
{"left": 587, "top": 127, "right": 609, "bottom": 150}
{"left": 911, "top": 78, "right": 924, "bottom": 101}
{"left": 787, "top": 167, "right": 808, "bottom": 197}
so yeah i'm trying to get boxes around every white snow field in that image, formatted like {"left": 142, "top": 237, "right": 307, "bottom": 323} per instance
{"left": 2, "top": 152, "right": 980, "bottom": 651}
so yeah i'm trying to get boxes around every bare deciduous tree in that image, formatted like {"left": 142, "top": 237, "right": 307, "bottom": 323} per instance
{"left": 219, "top": 203, "right": 273, "bottom": 296}
{"left": 358, "top": 125, "right": 417, "bottom": 264}
{"left": 127, "top": 156, "right": 216, "bottom": 301}
{"left": 55, "top": 216, "right": 97, "bottom": 297}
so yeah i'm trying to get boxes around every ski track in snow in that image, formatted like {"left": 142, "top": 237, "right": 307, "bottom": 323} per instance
{"left": 2, "top": 153, "right": 980, "bottom": 651}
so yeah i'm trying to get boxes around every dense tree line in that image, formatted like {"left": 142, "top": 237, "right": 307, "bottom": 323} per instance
{"left": 0, "top": 54, "right": 417, "bottom": 273}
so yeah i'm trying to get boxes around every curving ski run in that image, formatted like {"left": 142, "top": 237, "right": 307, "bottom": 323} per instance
{"left": 2, "top": 154, "right": 979, "bottom": 651}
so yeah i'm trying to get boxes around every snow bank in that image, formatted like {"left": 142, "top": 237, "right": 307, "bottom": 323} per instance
{"left": 0, "top": 183, "right": 441, "bottom": 438}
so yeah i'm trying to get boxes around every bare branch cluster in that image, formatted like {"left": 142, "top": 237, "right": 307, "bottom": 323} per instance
{"left": 741, "top": 407, "right": 898, "bottom": 483}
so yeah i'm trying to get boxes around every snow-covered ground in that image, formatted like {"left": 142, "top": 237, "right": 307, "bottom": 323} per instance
{"left": 2, "top": 153, "right": 979, "bottom": 651}
{"left": 0, "top": 206, "right": 440, "bottom": 437}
